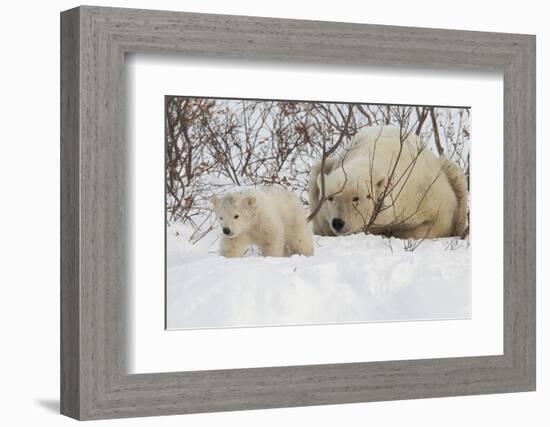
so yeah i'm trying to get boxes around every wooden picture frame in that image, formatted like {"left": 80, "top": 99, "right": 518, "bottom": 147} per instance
{"left": 60, "top": 5, "right": 536, "bottom": 420}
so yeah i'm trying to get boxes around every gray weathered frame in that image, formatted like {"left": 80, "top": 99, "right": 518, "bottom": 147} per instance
{"left": 60, "top": 5, "right": 536, "bottom": 421}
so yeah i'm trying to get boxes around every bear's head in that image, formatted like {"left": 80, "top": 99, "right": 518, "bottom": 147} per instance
{"left": 211, "top": 192, "right": 257, "bottom": 238}
{"left": 319, "top": 165, "right": 387, "bottom": 236}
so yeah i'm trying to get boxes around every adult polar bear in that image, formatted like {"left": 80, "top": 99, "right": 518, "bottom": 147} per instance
{"left": 308, "top": 125, "right": 468, "bottom": 239}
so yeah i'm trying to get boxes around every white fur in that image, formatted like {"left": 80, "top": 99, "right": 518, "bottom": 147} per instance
{"left": 308, "top": 125, "right": 468, "bottom": 239}
{"left": 212, "top": 187, "right": 314, "bottom": 258}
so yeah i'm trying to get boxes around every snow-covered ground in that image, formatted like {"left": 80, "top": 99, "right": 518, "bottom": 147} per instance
{"left": 166, "top": 222, "right": 470, "bottom": 330}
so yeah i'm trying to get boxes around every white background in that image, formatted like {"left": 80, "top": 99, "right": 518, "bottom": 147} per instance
{"left": 0, "top": 1, "right": 546, "bottom": 426}
{"left": 129, "top": 57, "right": 502, "bottom": 373}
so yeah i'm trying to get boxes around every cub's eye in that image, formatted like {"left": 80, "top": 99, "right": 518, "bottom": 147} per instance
{"left": 234, "top": 214, "right": 239, "bottom": 219}
{"left": 219, "top": 217, "right": 223, "bottom": 220}
{"left": 352, "top": 196, "right": 360, "bottom": 202}
{"left": 327, "top": 196, "right": 334, "bottom": 202}
{"left": 366, "top": 194, "right": 372, "bottom": 200}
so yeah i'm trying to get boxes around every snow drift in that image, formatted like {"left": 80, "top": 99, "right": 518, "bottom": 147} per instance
{"left": 166, "top": 222, "right": 470, "bottom": 330}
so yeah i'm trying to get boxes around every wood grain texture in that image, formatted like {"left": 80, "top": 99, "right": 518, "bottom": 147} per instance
{"left": 60, "top": 6, "right": 536, "bottom": 420}
{"left": 60, "top": 7, "right": 80, "bottom": 419}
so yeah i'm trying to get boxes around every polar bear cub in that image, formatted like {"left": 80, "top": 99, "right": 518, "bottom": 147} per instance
{"left": 212, "top": 187, "right": 314, "bottom": 258}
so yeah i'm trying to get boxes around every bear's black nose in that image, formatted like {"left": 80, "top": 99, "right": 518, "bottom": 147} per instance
{"left": 332, "top": 218, "right": 345, "bottom": 231}
{"left": 223, "top": 227, "right": 231, "bottom": 235}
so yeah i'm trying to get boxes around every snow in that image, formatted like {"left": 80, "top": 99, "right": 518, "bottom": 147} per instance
{"left": 166, "top": 222, "right": 470, "bottom": 330}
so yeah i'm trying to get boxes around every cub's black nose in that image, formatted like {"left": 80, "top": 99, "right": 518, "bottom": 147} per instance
{"left": 332, "top": 218, "right": 345, "bottom": 231}
{"left": 223, "top": 227, "right": 231, "bottom": 235}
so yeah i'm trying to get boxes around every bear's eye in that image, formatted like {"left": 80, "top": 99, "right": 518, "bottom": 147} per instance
{"left": 352, "top": 196, "right": 359, "bottom": 202}
{"left": 219, "top": 216, "right": 223, "bottom": 220}
{"left": 234, "top": 214, "right": 239, "bottom": 219}
{"left": 327, "top": 196, "right": 334, "bottom": 202}
{"left": 366, "top": 194, "right": 372, "bottom": 200}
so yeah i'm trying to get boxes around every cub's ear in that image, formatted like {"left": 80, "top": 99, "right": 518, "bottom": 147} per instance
{"left": 245, "top": 195, "right": 257, "bottom": 208}
{"left": 211, "top": 195, "right": 219, "bottom": 209}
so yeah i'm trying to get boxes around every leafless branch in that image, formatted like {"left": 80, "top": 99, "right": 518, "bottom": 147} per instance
{"left": 164, "top": 98, "right": 470, "bottom": 244}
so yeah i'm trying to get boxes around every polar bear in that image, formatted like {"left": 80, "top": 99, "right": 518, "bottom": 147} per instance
{"left": 212, "top": 187, "right": 314, "bottom": 258}
{"left": 308, "top": 125, "right": 468, "bottom": 239}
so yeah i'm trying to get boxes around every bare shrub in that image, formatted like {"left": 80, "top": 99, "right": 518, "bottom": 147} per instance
{"left": 165, "top": 97, "right": 470, "bottom": 243}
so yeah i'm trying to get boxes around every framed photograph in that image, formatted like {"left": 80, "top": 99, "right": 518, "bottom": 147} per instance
{"left": 61, "top": 6, "right": 536, "bottom": 420}
{"left": 164, "top": 96, "right": 473, "bottom": 331}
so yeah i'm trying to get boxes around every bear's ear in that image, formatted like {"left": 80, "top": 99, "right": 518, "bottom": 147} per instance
{"left": 317, "top": 169, "right": 333, "bottom": 192}
{"left": 376, "top": 176, "right": 388, "bottom": 189}
{"left": 316, "top": 173, "right": 323, "bottom": 191}
{"left": 375, "top": 175, "right": 388, "bottom": 191}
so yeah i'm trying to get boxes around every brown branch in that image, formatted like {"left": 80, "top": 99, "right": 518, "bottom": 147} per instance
{"left": 356, "top": 104, "right": 373, "bottom": 126}
{"left": 430, "top": 107, "right": 444, "bottom": 156}
{"left": 306, "top": 106, "right": 354, "bottom": 222}
{"left": 415, "top": 107, "right": 429, "bottom": 136}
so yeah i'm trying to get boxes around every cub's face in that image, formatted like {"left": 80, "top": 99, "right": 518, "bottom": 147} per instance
{"left": 211, "top": 193, "right": 256, "bottom": 238}
{"left": 319, "top": 169, "right": 387, "bottom": 236}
